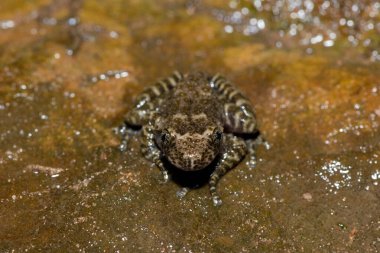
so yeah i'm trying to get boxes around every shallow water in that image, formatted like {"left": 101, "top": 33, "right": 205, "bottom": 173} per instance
{"left": 0, "top": 0, "right": 379, "bottom": 252}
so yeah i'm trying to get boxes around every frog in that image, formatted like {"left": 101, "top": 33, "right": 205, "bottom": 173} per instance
{"left": 120, "top": 71, "right": 259, "bottom": 206}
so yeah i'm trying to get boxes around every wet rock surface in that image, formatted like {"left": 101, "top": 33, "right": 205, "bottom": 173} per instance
{"left": 0, "top": 1, "right": 379, "bottom": 252}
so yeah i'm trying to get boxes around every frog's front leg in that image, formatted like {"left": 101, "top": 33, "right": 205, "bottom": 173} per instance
{"left": 125, "top": 71, "right": 183, "bottom": 126}
{"left": 209, "top": 134, "right": 247, "bottom": 206}
{"left": 141, "top": 123, "right": 169, "bottom": 183}
{"left": 120, "top": 71, "right": 183, "bottom": 151}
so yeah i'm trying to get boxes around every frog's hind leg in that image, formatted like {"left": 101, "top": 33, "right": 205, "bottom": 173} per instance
{"left": 125, "top": 71, "right": 184, "bottom": 126}
{"left": 209, "top": 74, "right": 257, "bottom": 134}
{"left": 141, "top": 123, "right": 170, "bottom": 183}
{"left": 245, "top": 134, "right": 271, "bottom": 167}
{"left": 209, "top": 134, "right": 247, "bottom": 206}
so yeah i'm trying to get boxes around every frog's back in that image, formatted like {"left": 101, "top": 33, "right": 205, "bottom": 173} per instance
{"left": 159, "top": 72, "right": 224, "bottom": 134}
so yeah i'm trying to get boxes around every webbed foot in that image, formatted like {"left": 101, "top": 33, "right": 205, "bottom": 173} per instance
{"left": 212, "top": 195, "right": 223, "bottom": 206}
{"left": 176, "top": 187, "right": 190, "bottom": 199}
{"left": 158, "top": 170, "right": 170, "bottom": 184}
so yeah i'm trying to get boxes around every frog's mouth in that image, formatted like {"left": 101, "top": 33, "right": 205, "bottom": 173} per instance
{"left": 177, "top": 154, "right": 204, "bottom": 171}
{"left": 168, "top": 156, "right": 207, "bottom": 171}
{"left": 166, "top": 146, "right": 218, "bottom": 171}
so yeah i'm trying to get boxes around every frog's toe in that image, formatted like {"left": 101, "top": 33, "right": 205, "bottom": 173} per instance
{"left": 116, "top": 124, "right": 128, "bottom": 135}
{"left": 212, "top": 195, "right": 223, "bottom": 206}
{"left": 246, "top": 153, "right": 257, "bottom": 169}
{"left": 263, "top": 140, "right": 271, "bottom": 150}
{"left": 158, "top": 171, "right": 170, "bottom": 184}
{"left": 119, "top": 140, "right": 128, "bottom": 152}
{"left": 254, "top": 135, "right": 271, "bottom": 150}
{"left": 176, "top": 187, "right": 190, "bottom": 199}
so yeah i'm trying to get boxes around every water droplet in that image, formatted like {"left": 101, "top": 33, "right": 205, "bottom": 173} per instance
{"left": 224, "top": 25, "right": 234, "bottom": 33}
{"left": 0, "top": 20, "right": 15, "bottom": 29}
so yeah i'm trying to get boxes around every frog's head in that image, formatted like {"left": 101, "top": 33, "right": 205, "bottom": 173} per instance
{"left": 155, "top": 127, "right": 223, "bottom": 171}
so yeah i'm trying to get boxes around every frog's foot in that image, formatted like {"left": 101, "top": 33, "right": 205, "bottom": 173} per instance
{"left": 115, "top": 124, "right": 128, "bottom": 152}
{"left": 212, "top": 194, "right": 223, "bottom": 206}
{"left": 114, "top": 124, "right": 126, "bottom": 136}
{"left": 119, "top": 123, "right": 141, "bottom": 136}
{"left": 119, "top": 138, "right": 129, "bottom": 152}
{"left": 246, "top": 152, "right": 257, "bottom": 169}
{"left": 116, "top": 123, "right": 140, "bottom": 152}
{"left": 176, "top": 187, "right": 190, "bottom": 199}
{"left": 210, "top": 178, "right": 223, "bottom": 206}
{"left": 158, "top": 170, "right": 170, "bottom": 184}
{"left": 262, "top": 139, "right": 271, "bottom": 150}
{"left": 253, "top": 135, "right": 271, "bottom": 150}
{"left": 244, "top": 140, "right": 256, "bottom": 168}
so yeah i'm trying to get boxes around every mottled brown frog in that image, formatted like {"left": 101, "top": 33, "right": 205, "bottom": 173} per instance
{"left": 121, "top": 72, "right": 259, "bottom": 206}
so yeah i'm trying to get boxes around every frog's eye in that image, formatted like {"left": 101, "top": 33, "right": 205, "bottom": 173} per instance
{"left": 212, "top": 128, "right": 223, "bottom": 142}
{"left": 161, "top": 129, "right": 171, "bottom": 144}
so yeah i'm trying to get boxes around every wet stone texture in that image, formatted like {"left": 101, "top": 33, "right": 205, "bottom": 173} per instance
{"left": 0, "top": 0, "right": 379, "bottom": 252}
